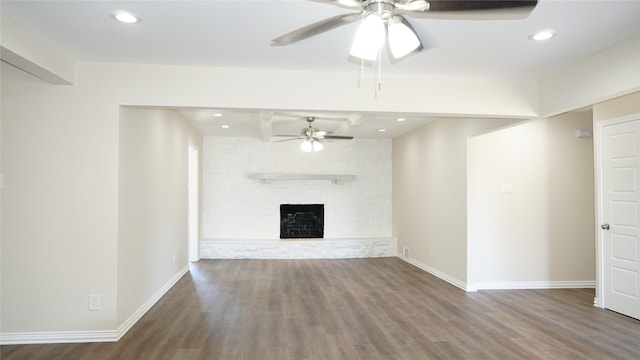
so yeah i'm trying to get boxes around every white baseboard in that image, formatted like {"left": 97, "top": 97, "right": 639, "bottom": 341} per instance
{"left": 396, "top": 254, "right": 596, "bottom": 292}
{"left": 470, "top": 280, "right": 596, "bottom": 290}
{"left": 0, "top": 266, "right": 189, "bottom": 345}
{"left": 593, "top": 296, "right": 602, "bottom": 308}
{"left": 115, "top": 265, "right": 189, "bottom": 341}
{"left": 397, "top": 254, "right": 471, "bottom": 291}
{"left": 0, "top": 330, "right": 120, "bottom": 345}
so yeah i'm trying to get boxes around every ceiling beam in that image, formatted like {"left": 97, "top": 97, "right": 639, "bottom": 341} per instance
{"left": 334, "top": 114, "right": 365, "bottom": 136}
{"left": 259, "top": 111, "right": 274, "bottom": 142}
{"left": 1, "top": 14, "right": 74, "bottom": 85}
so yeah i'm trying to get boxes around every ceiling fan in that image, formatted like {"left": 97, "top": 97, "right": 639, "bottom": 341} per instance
{"left": 274, "top": 116, "right": 354, "bottom": 152}
{"left": 272, "top": 0, "right": 538, "bottom": 62}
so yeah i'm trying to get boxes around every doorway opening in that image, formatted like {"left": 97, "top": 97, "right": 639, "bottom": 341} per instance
{"left": 188, "top": 145, "right": 199, "bottom": 262}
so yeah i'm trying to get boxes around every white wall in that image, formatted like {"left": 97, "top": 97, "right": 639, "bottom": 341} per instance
{"left": 117, "top": 107, "right": 202, "bottom": 325}
{"left": 392, "top": 118, "right": 517, "bottom": 287}
{"left": 539, "top": 34, "right": 640, "bottom": 117}
{"left": 1, "top": 63, "right": 118, "bottom": 332}
{"left": 467, "top": 112, "right": 595, "bottom": 289}
{"left": 202, "top": 137, "right": 391, "bottom": 240}
{"left": 593, "top": 92, "right": 640, "bottom": 122}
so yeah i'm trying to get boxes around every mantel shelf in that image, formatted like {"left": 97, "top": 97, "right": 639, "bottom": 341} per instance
{"left": 248, "top": 173, "right": 356, "bottom": 184}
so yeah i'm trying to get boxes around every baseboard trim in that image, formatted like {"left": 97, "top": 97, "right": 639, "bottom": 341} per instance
{"left": 0, "top": 266, "right": 189, "bottom": 345}
{"left": 471, "top": 280, "right": 596, "bottom": 290}
{"left": 396, "top": 254, "right": 471, "bottom": 292}
{"left": 396, "top": 254, "right": 596, "bottom": 293}
{"left": 593, "top": 296, "right": 602, "bottom": 308}
{"left": 115, "top": 265, "right": 189, "bottom": 341}
{"left": 0, "top": 330, "right": 120, "bottom": 345}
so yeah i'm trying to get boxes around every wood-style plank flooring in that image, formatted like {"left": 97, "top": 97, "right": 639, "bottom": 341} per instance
{"left": 2, "top": 258, "right": 640, "bottom": 359}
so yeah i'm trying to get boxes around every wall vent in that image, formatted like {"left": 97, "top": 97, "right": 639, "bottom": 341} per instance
{"left": 403, "top": 247, "right": 409, "bottom": 257}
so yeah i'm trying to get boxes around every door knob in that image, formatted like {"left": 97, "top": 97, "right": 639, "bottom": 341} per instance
{"left": 601, "top": 223, "right": 610, "bottom": 230}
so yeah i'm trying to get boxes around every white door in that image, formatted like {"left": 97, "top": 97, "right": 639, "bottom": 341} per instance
{"left": 601, "top": 116, "right": 640, "bottom": 320}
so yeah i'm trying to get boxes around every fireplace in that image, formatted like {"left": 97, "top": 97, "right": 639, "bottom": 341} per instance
{"left": 280, "top": 204, "right": 324, "bottom": 239}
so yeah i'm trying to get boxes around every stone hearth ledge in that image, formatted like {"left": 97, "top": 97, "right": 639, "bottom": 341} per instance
{"left": 200, "top": 238, "right": 396, "bottom": 259}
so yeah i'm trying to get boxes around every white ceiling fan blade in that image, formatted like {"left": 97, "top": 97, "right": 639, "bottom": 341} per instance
{"left": 402, "top": 0, "right": 538, "bottom": 20}
{"left": 272, "top": 136, "right": 304, "bottom": 143}
{"left": 310, "top": 0, "right": 366, "bottom": 10}
{"left": 323, "top": 135, "right": 354, "bottom": 140}
{"left": 271, "top": 13, "right": 361, "bottom": 46}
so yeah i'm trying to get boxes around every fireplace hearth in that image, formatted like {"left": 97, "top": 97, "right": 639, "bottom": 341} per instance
{"left": 280, "top": 204, "right": 324, "bottom": 239}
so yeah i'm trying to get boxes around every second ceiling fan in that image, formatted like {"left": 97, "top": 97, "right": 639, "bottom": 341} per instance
{"left": 275, "top": 116, "right": 354, "bottom": 152}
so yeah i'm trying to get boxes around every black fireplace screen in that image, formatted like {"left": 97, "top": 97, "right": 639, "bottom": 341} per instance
{"left": 280, "top": 204, "right": 324, "bottom": 239}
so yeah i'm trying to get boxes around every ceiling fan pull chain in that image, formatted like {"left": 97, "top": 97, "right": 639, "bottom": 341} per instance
{"left": 358, "top": 56, "right": 365, "bottom": 89}
{"left": 374, "top": 49, "right": 381, "bottom": 98}
{"left": 377, "top": 48, "right": 382, "bottom": 92}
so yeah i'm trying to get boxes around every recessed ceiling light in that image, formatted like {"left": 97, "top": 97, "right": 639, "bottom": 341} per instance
{"left": 396, "top": 118, "right": 406, "bottom": 122}
{"left": 377, "top": 128, "right": 386, "bottom": 132}
{"left": 529, "top": 30, "right": 556, "bottom": 41}
{"left": 213, "top": 113, "right": 223, "bottom": 117}
{"left": 221, "top": 125, "right": 230, "bottom": 129}
{"left": 112, "top": 11, "right": 140, "bottom": 24}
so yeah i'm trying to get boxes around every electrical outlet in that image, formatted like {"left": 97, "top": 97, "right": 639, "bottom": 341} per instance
{"left": 403, "top": 247, "right": 409, "bottom": 257}
{"left": 89, "top": 294, "right": 101, "bottom": 311}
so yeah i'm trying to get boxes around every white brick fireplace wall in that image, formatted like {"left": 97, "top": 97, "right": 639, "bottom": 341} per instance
{"left": 201, "top": 136, "right": 394, "bottom": 259}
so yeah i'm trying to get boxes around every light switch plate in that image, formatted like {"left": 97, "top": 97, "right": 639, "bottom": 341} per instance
{"left": 499, "top": 182, "right": 513, "bottom": 193}
{"left": 89, "top": 294, "right": 101, "bottom": 311}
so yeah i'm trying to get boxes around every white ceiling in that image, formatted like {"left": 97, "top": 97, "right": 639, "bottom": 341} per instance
{"left": 2, "top": 0, "right": 639, "bottom": 138}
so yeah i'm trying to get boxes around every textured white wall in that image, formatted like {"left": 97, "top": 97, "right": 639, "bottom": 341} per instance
{"left": 202, "top": 137, "right": 392, "bottom": 240}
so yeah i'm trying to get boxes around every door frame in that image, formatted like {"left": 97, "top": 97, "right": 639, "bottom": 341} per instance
{"left": 595, "top": 112, "right": 640, "bottom": 309}
{"left": 188, "top": 144, "right": 200, "bottom": 262}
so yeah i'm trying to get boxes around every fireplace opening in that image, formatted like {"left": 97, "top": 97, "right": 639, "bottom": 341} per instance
{"left": 280, "top": 204, "right": 324, "bottom": 239}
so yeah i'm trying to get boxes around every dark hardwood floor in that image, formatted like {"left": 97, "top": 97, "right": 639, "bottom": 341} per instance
{"left": 2, "top": 258, "right": 640, "bottom": 359}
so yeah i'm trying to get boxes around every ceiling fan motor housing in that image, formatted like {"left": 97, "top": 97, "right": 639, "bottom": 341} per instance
{"left": 368, "top": 1, "right": 396, "bottom": 20}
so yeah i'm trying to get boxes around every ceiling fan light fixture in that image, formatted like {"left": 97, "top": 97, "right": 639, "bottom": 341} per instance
{"left": 387, "top": 17, "right": 422, "bottom": 60}
{"left": 350, "top": 13, "right": 385, "bottom": 61}
{"left": 300, "top": 140, "right": 313, "bottom": 152}
{"left": 300, "top": 139, "right": 323, "bottom": 152}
